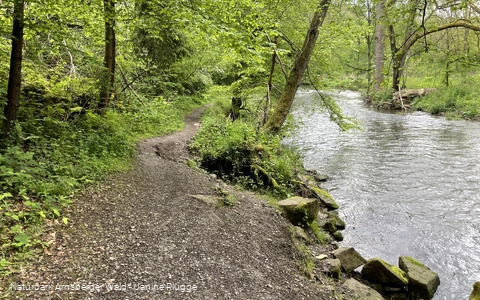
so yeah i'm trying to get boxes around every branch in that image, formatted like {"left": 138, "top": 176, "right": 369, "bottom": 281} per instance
{"left": 403, "top": 19, "right": 480, "bottom": 54}
{"left": 469, "top": 2, "right": 480, "bottom": 14}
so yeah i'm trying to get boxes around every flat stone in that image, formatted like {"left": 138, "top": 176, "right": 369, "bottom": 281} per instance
{"left": 362, "top": 258, "right": 408, "bottom": 286}
{"left": 469, "top": 281, "right": 480, "bottom": 300}
{"left": 332, "top": 247, "right": 367, "bottom": 272}
{"left": 343, "top": 278, "right": 384, "bottom": 300}
{"left": 399, "top": 256, "right": 440, "bottom": 300}
{"left": 278, "top": 197, "right": 320, "bottom": 226}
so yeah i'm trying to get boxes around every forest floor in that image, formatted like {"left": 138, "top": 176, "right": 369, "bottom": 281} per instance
{"left": 1, "top": 107, "right": 340, "bottom": 299}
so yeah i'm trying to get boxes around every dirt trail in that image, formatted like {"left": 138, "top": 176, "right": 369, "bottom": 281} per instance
{"left": 3, "top": 107, "right": 335, "bottom": 299}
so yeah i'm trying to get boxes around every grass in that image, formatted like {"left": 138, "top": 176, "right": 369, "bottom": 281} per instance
{"left": 413, "top": 85, "right": 480, "bottom": 120}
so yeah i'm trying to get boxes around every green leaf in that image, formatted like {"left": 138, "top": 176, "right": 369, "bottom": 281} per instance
{"left": 14, "top": 233, "right": 32, "bottom": 245}
{"left": 62, "top": 217, "right": 69, "bottom": 225}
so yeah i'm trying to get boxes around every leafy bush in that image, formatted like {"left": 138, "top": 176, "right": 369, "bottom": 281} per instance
{"left": 189, "top": 115, "right": 304, "bottom": 196}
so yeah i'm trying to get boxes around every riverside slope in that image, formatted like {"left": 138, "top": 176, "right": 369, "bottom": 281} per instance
{"left": 4, "top": 107, "right": 336, "bottom": 299}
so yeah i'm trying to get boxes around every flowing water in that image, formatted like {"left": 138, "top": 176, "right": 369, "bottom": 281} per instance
{"left": 288, "top": 89, "right": 480, "bottom": 299}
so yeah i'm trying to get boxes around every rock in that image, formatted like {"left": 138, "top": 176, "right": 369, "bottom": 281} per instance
{"left": 362, "top": 258, "right": 408, "bottom": 286}
{"left": 331, "top": 231, "right": 344, "bottom": 241}
{"left": 398, "top": 256, "right": 440, "bottom": 300}
{"left": 315, "top": 254, "right": 328, "bottom": 260}
{"left": 388, "top": 293, "right": 407, "bottom": 300}
{"left": 310, "top": 186, "right": 339, "bottom": 210}
{"left": 187, "top": 194, "right": 222, "bottom": 206}
{"left": 327, "top": 211, "right": 346, "bottom": 229}
{"left": 469, "top": 281, "right": 480, "bottom": 300}
{"left": 332, "top": 247, "right": 367, "bottom": 272}
{"left": 278, "top": 197, "right": 320, "bottom": 226}
{"left": 342, "top": 278, "right": 384, "bottom": 300}
{"left": 306, "top": 169, "right": 330, "bottom": 182}
{"left": 291, "top": 226, "right": 311, "bottom": 243}
{"left": 316, "top": 258, "right": 341, "bottom": 279}
{"left": 297, "top": 174, "right": 318, "bottom": 187}
{"left": 321, "top": 218, "right": 337, "bottom": 233}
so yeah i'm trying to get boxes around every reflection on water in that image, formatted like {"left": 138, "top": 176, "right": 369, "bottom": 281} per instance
{"left": 287, "top": 90, "right": 480, "bottom": 300}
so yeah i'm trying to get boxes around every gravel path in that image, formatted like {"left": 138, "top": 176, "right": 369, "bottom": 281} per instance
{"left": 3, "top": 107, "right": 336, "bottom": 300}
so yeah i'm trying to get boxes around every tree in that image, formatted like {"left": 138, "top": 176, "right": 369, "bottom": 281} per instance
{"left": 2, "top": 0, "right": 25, "bottom": 139}
{"left": 99, "top": 0, "right": 116, "bottom": 112}
{"left": 373, "top": 0, "right": 386, "bottom": 93}
{"left": 264, "top": 0, "right": 331, "bottom": 134}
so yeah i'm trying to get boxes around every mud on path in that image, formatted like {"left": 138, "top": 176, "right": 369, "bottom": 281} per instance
{"left": 2, "top": 106, "right": 336, "bottom": 299}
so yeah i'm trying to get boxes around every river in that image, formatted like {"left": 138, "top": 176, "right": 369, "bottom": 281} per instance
{"left": 288, "top": 89, "right": 480, "bottom": 299}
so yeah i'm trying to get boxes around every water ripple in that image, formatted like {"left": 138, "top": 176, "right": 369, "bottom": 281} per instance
{"left": 289, "top": 90, "right": 480, "bottom": 300}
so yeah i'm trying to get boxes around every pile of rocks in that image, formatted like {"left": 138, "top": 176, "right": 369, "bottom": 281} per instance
{"left": 276, "top": 181, "right": 441, "bottom": 300}
{"left": 330, "top": 247, "right": 440, "bottom": 300}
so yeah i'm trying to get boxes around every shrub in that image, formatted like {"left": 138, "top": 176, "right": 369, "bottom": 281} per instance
{"left": 189, "top": 115, "right": 304, "bottom": 196}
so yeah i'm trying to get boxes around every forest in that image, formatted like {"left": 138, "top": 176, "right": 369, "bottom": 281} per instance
{"left": 1, "top": 0, "right": 480, "bottom": 283}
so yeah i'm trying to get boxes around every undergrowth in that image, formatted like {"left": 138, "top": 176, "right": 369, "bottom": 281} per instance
{"left": 0, "top": 94, "right": 203, "bottom": 277}
{"left": 413, "top": 85, "right": 480, "bottom": 120}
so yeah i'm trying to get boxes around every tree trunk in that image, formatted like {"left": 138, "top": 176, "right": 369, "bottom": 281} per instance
{"left": 263, "top": 0, "right": 330, "bottom": 134}
{"left": 264, "top": 36, "right": 278, "bottom": 126}
{"left": 2, "top": 0, "right": 24, "bottom": 139}
{"left": 99, "top": 0, "right": 116, "bottom": 113}
{"left": 373, "top": 0, "right": 386, "bottom": 93}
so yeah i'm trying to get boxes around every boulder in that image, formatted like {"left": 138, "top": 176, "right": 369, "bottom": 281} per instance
{"left": 469, "top": 282, "right": 480, "bottom": 300}
{"left": 318, "top": 213, "right": 345, "bottom": 233}
{"left": 398, "top": 256, "right": 440, "bottom": 300}
{"left": 310, "top": 186, "right": 339, "bottom": 210}
{"left": 316, "top": 258, "right": 341, "bottom": 279}
{"left": 278, "top": 197, "right": 320, "bottom": 226}
{"left": 362, "top": 258, "right": 408, "bottom": 286}
{"left": 343, "top": 278, "right": 384, "bottom": 300}
{"left": 332, "top": 247, "right": 367, "bottom": 272}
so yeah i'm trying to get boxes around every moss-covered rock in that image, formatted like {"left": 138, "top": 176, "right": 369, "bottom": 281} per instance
{"left": 327, "top": 211, "right": 346, "bottom": 229}
{"left": 316, "top": 258, "right": 341, "bottom": 279}
{"left": 331, "top": 231, "right": 344, "bottom": 241}
{"left": 278, "top": 197, "right": 320, "bottom": 227}
{"left": 362, "top": 258, "right": 409, "bottom": 286}
{"left": 310, "top": 186, "right": 339, "bottom": 210}
{"left": 470, "top": 282, "right": 480, "bottom": 300}
{"left": 399, "top": 256, "right": 440, "bottom": 300}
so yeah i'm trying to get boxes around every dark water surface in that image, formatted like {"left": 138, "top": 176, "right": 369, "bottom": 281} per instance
{"left": 288, "top": 90, "right": 480, "bottom": 299}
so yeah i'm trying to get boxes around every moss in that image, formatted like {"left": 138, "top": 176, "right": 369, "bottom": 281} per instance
{"left": 311, "top": 186, "right": 339, "bottom": 209}
{"left": 470, "top": 282, "right": 480, "bottom": 300}
{"left": 391, "top": 265, "right": 409, "bottom": 283}
{"left": 405, "top": 256, "right": 426, "bottom": 268}
{"left": 310, "top": 220, "right": 332, "bottom": 245}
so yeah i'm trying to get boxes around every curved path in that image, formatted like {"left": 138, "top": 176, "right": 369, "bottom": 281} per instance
{"left": 4, "top": 107, "right": 335, "bottom": 299}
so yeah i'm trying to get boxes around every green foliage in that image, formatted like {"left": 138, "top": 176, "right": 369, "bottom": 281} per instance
{"left": 189, "top": 115, "right": 303, "bottom": 196}
{"left": 215, "top": 187, "right": 237, "bottom": 206}
{"left": 0, "top": 92, "right": 203, "bottom": 276}
{"left": 413, "top": 85, "right": 480, "bottom": 120}
{"left": 309, "top": 220, "right": 332, "bottom": 245}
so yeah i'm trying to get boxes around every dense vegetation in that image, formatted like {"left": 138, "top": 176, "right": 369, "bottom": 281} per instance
{"left": 1, "top": 0, "right": 480, "bottom": 277}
